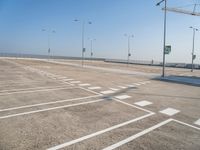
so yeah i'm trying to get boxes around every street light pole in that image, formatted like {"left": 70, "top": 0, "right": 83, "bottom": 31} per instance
{"left": 89, "top": 38, "right": 96, "bottom": 60}
{"left": 82, "top": 21, "right": 85, "bottom": 66}
{"left": 190, "top": 26, "right": 198, "bottom": 72}
{"left": 124, "top": 34, "right": 134, "bottom": 66}
{"left": 74, "top": 19, "right": 92, "bottom": 67}
{"left": 127, "top": 36, "right": 130, "bottom": 66}
{"left": 156, "top": 0, "right": 167, "bottom": 77}
{"left": 91, "top": 39, "right": 93, "bottom": 59}
{"left": 48, "top": 31, "right": 50, "bottom": 60}
{"left": 42, "top": 29, "right": 56, "bottom": 60}
{"left": 162, "top": 0, "right": 167, "bottom": 77}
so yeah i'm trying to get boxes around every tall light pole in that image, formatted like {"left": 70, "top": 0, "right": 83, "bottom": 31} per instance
{"left": 42, "top": 29, "right": 56, "bottom": 60}
{"left": 124, "top": 34, "right": 134, "bottom": 66}
{"left": 74, "top": 19, "right": 92, "bottom": 66}
{"left": 190, "top": 26, "right": 198, "bottom": 72}
{"left": 88, "top": 38, "right": 96, "bottom": 60}
{"left": 156, "top": 0, "right": 167, "bottom": 77}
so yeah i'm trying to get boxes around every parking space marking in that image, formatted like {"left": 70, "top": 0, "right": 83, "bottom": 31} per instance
{"left": 57, "top": 77, "right": 67, "bottom": 79}
{"left": 0, "top": 86, "right": 75, "bottom": 96}
{"left": 138, "top": 82, "right": 146, "bottom": 85}
{"left": 159, "top": 108, "right": 180, "bottom": 116}
{"left": 0, "top": 85, "right": 68, "bottom": 93}
{"left": 88, "top": 87, "right": 102, "bottom": 90}
{"left": 70, "top": 81, "right": 81, "bottom": 84}
{"left": 194, "top": 119, "right": 200, "bottom": 126}
{"left": 110, "top": 88, "right": 119, "bottom": 91}
{"left": 127, "top": 84, "right": 135, "bottom": 88}
{"left": 102, "top": 113, "right": 200, "bottom": 150}
{"left": 47, "top": 113, "right": 154, "bottom": 150}
{"left": 114, "top": 99, "right": 154, "bottom": 114}
{"left": 0, "top": 80, "right": 48, "bottom": 86}
{"left": 0, "top": 95, "right": 100, "bottom": 112}
{"left": 79, "top": 83, "right": 91, "bottom": 86}
{"left": 0, "top": 99, "right": 104, "bottom": 120}
{"left": 103, "top": 119, "right": 173, "bottom": 150}
{"left": 134, "top": 101, "right": 152, "bottom": 107}
{"left": 63, "top": 79, "right": 74, "bottom": 81}
{"left": 79, "top": 87, "right": 102, "bottom": 95}
{"left": 143, "top": 81, "right": 151, "bottom": 84}
{"left": 118, "top": 86, "right": 126, "bottom": 89}
{"left": 115, "top": 95, "right": 131, "bottom": 100}
{"left": 173, "top": 119, "right": 200, "bottom": 130}
{"left": 100, "top": 90, "right": 115, "bottom": 94}
{"left": 134, "top": 83, "right": 141, "bottom": 86}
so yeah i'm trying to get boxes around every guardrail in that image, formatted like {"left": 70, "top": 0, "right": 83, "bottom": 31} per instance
{"left": 0, "top": 53, "right": 199, "bottom": 69}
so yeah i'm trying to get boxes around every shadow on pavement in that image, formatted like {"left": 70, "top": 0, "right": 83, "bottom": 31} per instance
{"left": 101, "top": 87, "right": 137, "bottom": 101}
{"left": 153, "top": 75, "right": 200, "bottom": 87}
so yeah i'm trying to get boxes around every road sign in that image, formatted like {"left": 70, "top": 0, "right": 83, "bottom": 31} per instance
{"left": 193, "top": 54, "right": 196, "bottom": 60}
{"left": 165, "top": 45, "right": 171, "bottom": 54}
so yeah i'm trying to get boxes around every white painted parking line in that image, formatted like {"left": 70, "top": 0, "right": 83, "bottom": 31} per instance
{"left": 115, "top": 95, "right": 131, "bottom": 100}
{"left": 70, "top": 81, "right": 81, "bottom": 84}
{"left": 159, "top": 108, "right": 180, "bottom": 116}
{"left": 0, "top": 99, "right": 104, "bottom": 120}
{"left": 88, "top": 87, "right": 102, "bottom": 90}
{"left": 0, "top": 95, "right": 100, "bottom": 112}
{"left": 0, "top": 87, "right": 75, "bottom": 96}
{"left": 47, "top": 113, "right": 154, "bottom": 150}
{"left": 143, "top": 81, "right": 151, "bottom": 84}
{"left": 0, "top": 85, "right": 68, "bottom": 93}
{"left": 63, "top": 79, "right": 74, "bottom": 81}
{"left": 110, "top": 88, "right": 119, "bottom": 91}
{"left": 114, "top": 99, "right": 155, "bottom": 114}
{"left": 194, "top": 119, "right": 200, "bottom": 126}
{"left": 103, "top": 119, "right": 173, "bottom": 150}
{"left": 134, "top": 101, "right": 152, "bottom": 107}
{"left": 134, "top": 83, "right": 141, "bottom": 86}
{"left": 142, "top": 82, "right": 147, "bottom": 85}
{"left": 57, "top": 77, "right": 68, "bottom": 79}
{"left": 173, "top": 119, "right": 200, "bottom": 130}
{"left": 100, "top": 90, "right": 115, "bottom": 94}
{"left": 127, "top": 84, "right": 135, "bottom": 88}
{"left": 79, "top": 83, "right": 91, "bottom": 86}
{"left": 138, "top": 82, "right": 146, "bottom": 85}
{"left": 78, "top": 87, "right": 102, "bottom": 95}
{"left": 118, "top": 86, "right": 126, "bottom": 89}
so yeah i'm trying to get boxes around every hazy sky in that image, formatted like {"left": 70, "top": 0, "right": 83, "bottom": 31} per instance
{"left": 0, "top": 0, "right": 200, "bottom": 63}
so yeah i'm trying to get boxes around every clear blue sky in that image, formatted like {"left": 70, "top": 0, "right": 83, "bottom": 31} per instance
{"left": 0, "top": 0, "right": 200, "bottom": 63}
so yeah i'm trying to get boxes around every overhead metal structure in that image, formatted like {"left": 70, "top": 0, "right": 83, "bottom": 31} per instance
{"left": 157, "top": 0, "right": 200, "bottom": 76}
{"left": 162, "top": 3, "right": 200, "bottom": 16}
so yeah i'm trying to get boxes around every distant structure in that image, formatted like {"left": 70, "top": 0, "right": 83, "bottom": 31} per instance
{"left": 162, "top": 2, "right": 200, "bottom": 72}
{"left": 162, "top": 3, "right": 200, "bottom": 16}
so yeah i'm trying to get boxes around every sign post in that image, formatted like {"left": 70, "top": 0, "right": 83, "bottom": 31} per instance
{"left": 164, "top": 45, "right": 171, "bottom": 55}
{"left": 193, "top": 54, "right": 196, "bottom": 60}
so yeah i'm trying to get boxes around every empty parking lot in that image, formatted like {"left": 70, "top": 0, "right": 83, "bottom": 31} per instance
{"left": 0, "top": 58, "right": 200, "bottom": 150}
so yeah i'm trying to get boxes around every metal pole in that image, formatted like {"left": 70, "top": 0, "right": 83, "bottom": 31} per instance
{"left": 162, "top": 0, "right": 167, "bottom": 77}
{"left": 91, "top": 39, "right": 93, "bottom": 60}
{"left": 191, "top": 28, "right": 195, "bottom": 72}
{"left": 48, "top": 31, "right": 50, "bottom": 60}
{"left": 82, "top": 21, "right": 85, "bottom": 67}
{"left": 127, "top": 36, "right": 130, "bottom": 66}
